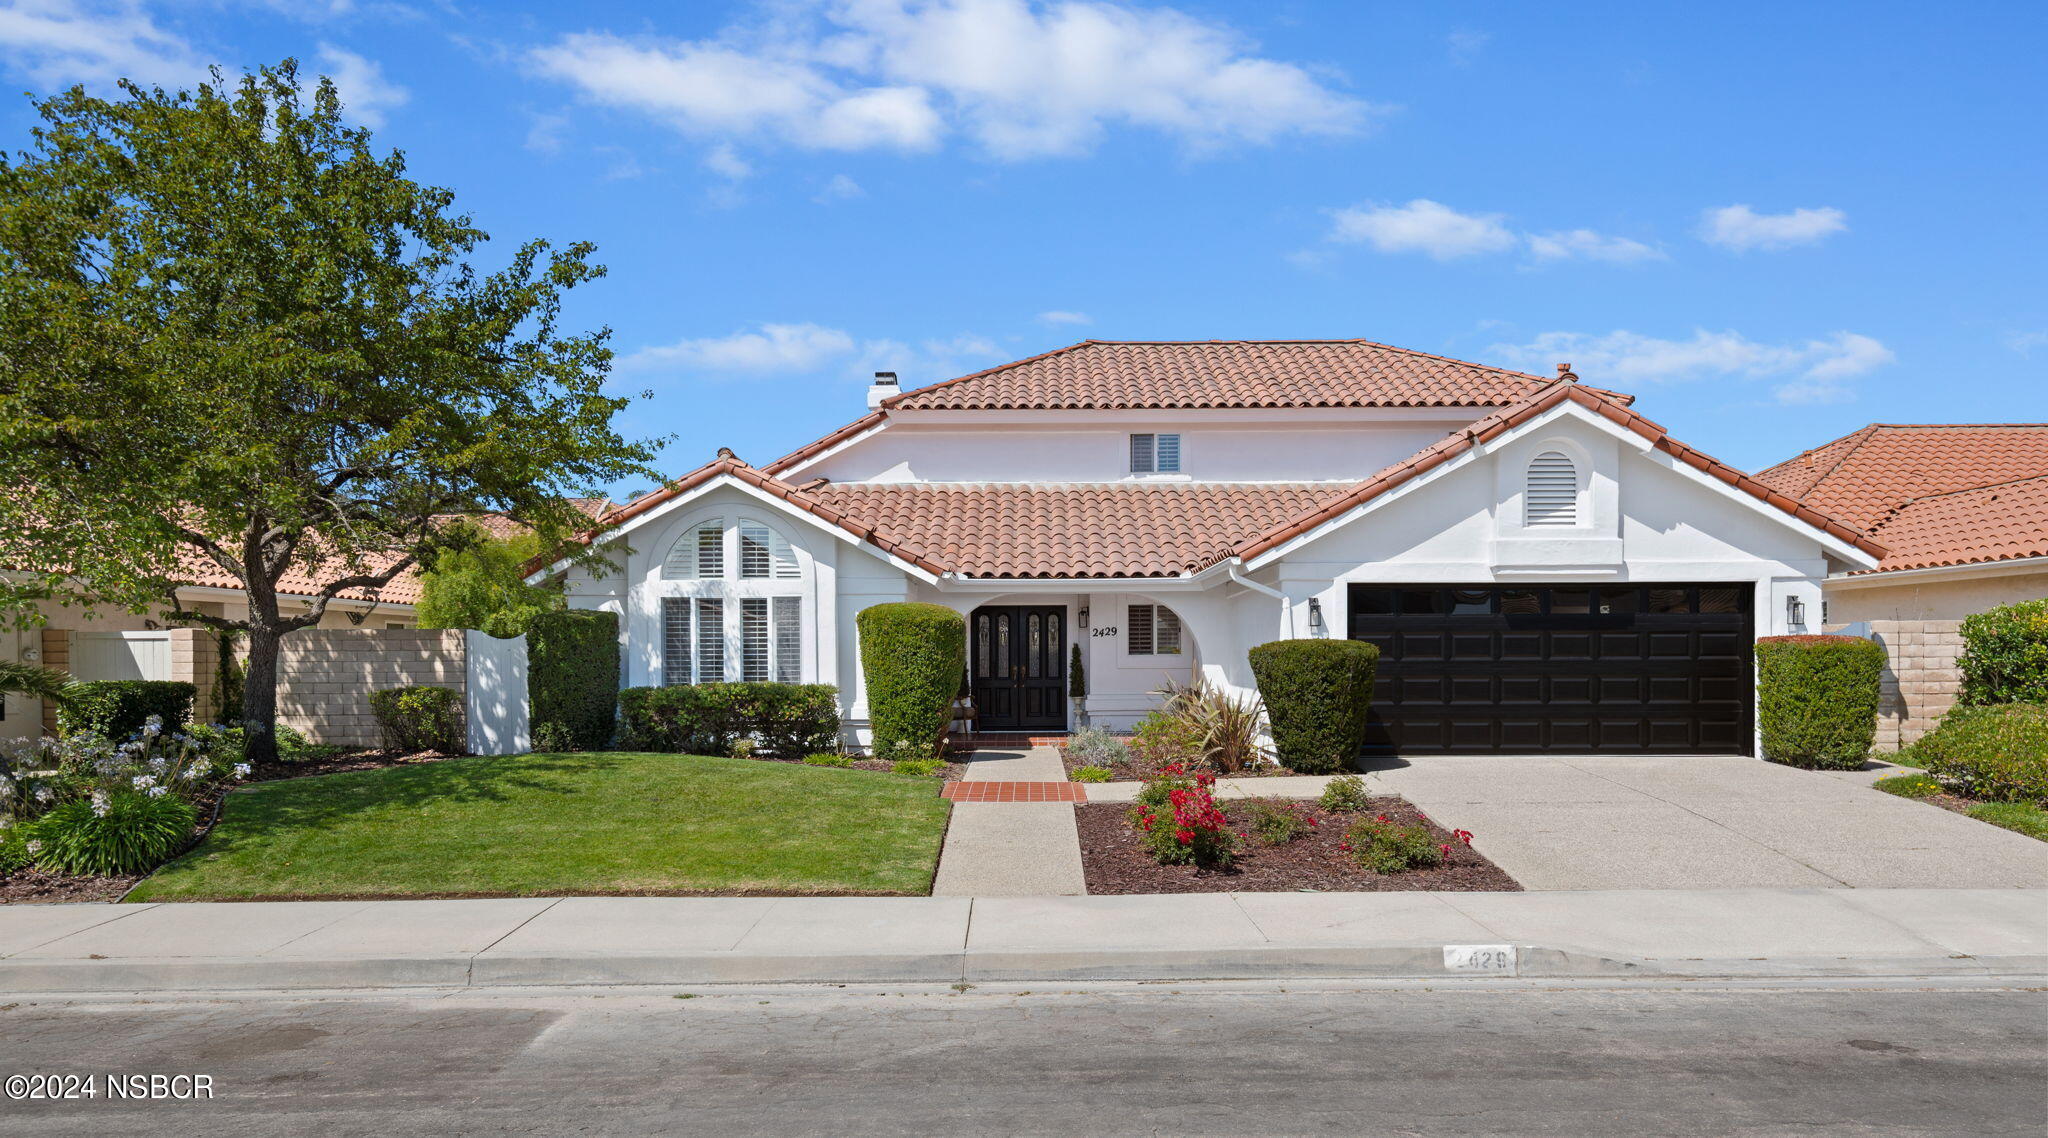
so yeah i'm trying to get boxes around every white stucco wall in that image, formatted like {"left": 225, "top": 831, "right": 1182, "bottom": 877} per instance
{"left": 788, "top": 410, "right": 1477, "bottom": 484}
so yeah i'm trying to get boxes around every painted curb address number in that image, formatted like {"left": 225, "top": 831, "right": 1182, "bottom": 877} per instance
{"left": 1443, "top": 945, "right": 1517, "bottom": 974}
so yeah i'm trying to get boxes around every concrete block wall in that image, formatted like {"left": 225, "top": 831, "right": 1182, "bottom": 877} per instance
{"left": 275, "top": 629, "right": 468, "bottom": 748}
{"left": 38, "top": 629, "right": 68, "bottom": 734}
{"left": 1864, "top": 619, "right": 1965, "bottom": 750}
{"left": 168, "top": 628, "right": 217, "bottom": 723}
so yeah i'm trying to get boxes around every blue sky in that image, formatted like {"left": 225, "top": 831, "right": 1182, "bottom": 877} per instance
{"left": 2, "top": 0, "right": 2042, "bottom": 492}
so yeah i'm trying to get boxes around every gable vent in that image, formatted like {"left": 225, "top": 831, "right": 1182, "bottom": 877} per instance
{"left": 1524, "top": 451, "right": 1578, "bottom": 526}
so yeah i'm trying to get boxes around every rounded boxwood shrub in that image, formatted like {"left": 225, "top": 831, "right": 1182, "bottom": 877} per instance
{"left": 368, "top": 685, "right": 466, "bottom": 754}
{"left": 1909, "top": 703, "right": 2048, "bottom": 803}
{"left": 856, "top": 602, "right": 965, "bottom": 761}
{"left": 618, "top": 682, "right": 840, "bottom": 756}
{"left": 56, "top": 680, "right": 196, "bottom": 739}
{"left": 1247, "top": 638, "right": 1378, "bottom": 774}
{"left": 1755, "top": 634, "right": 1886, "bottom": 770}
{"left": 1957, "top": 598, "right": 2048, "bottom": 707}
{"left": 526, "top": 609, "right": 619, "bottom": 752}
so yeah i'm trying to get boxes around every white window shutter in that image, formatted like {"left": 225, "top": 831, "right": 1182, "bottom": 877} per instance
{"left": 740, "top": 597, "right": 769, "bottom": 682}
{"left": 697, "top": 523, "right": 725, "bottom": 577}
{"left": 694, "top": 598, "right": 725, "bottom": 682}
{"left": 1128, "top": 604, "right": 1155, "bottom": 654}
{"left": 1155, "top": 434, "right": 1181, "bottom": 473}
{"left": 1524, "top": 451, "right": 1578, "bottom": 526}
{"left": 773, "top": 596, "right": 802, "bottom": 682}
{"left": 661, "top": 598, "right": 690, "bottom": 686}
{"left": 1129, "top": 433, "right": 1155, "bottom": 473}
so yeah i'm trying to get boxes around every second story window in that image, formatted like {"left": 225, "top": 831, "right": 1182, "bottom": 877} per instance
{"left": 1129, "top": 433, "right": 1182, "bottom": 474}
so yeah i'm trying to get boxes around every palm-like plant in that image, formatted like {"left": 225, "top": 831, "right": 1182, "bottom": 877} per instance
{"left": 1154, "top": 678, "right": 1271, "bottom": 774}
{"left": 0, "top": 660, "right": 73, "bottom": 705}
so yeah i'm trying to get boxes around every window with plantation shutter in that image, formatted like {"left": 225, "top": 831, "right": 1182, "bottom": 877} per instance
{"left": 661, "top": 598, "right": 690, "bottom": 686}
{"left": 664, "top": 521, "right": 725, "bottom": 579}
{"left": 740, "top": 598, "right": 769, "bottom": 681}
{"left": 1524, "top": 451, "right": 1578, "bottom": 526}
{"left": 1128, "top": 603, "right": 1183, "bottom": 656}
{"left": 773, "top": 597, "right": 802, "bottom": 683}
{"left": 738, "top": 521, "right": 798, "bottom": 579}
{"left": 694, "top": 598, "right": 725, "bottom": 682}
{"left": 1128, "top": 433, "right": 1182, "bottom": 474}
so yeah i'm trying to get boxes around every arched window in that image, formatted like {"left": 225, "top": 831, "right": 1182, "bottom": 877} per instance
{"left": 1524, "top": 451, "right": 1579, "bottom": 527}
{"left": 657, "top": 516, "right": 806, "bottom": 685}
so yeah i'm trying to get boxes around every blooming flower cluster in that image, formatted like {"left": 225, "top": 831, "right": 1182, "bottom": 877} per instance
{"left": 1129, "top": 763, "right": 1239, "bottom": 868}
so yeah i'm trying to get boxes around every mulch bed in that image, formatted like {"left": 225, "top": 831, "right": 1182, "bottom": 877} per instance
{"left": 249, "top": 747, "right": 456, "bottom": 783}
{"left": 1060, "top": 749, "right": 1306, "bottom": 781}
{"left": 0, "top": 868, "right": 145, "bottom": 905}
{"left": 1077, "top": 796, "right": 1521, "bottom": 894}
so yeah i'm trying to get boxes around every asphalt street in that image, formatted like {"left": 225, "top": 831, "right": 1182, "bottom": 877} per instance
{"left": 0, "top": 978, "right": 2042, "bottom": 1136}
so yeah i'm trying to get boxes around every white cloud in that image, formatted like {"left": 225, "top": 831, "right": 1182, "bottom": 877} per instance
{"left": 1446, "top": 29, "right": 1488, "bottom": 65}
{"left": 1037, "top": 309, "right": 1091, "bottom": 325}
{"left": 0, "top": 0, "right": 207, "bottom": 90}
{"left": 314, "top": 43, "right": 407, "bottom": 128}
{"left": 814, "top": 173, "right": 864, "bottom": 201}
{"left": 1327, "top": 199, "right": 1516, "bottom": 260}
{"left": 1489, "top": 328, "right": 1895, "bottom": 405}
{"left": 703, "top": 142, "right": 752, "bottom": 181}
{"left": 528, "top": 0, "right": 1373, "bottom": 162}
{"left": 2007, "top": 330, "right": 2048, "bottom": 356}
{"left": 1699, "top": 204, "right": 1847, "bottom": 252}
{"left": 620, "top": 323, "right": 1001, "bottom": 386}
{"left": 1525, "top": 228, "right": 1665, "bottom": 263}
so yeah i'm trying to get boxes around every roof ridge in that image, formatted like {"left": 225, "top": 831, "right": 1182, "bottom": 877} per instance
{"left": 876, "top": 341, "right": 1093, "bottom": 409}
{"left": 1016, "top": 337, "right": 1556, "bottom": 383}
{"left": 1862, "top": 422, "right": 2048, "bottom": 430}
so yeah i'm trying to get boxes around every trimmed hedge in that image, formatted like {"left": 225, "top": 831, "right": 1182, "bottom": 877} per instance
{"left": 618, "top": 683, "right": 840, "bottom": 756}
{"left": 857, "top": 602, "right": 965, "bottom": 760}
{"left": 1248, "top": 638, "right": 1379, "bottom": 774}
{"left": 1909, "top": 703, "right": 2048, "bottom": 804}
{"left": 368, "top": 685, "right": 466, "bottom": 755}
{"left": 527, "top": 609, "right": 619, "bottom": 752}
{"left": 1957, "top": 598, "right": 2048, "bottom": 706}
{"left": 56, "top": 680, "right": 195, "bottom": 739}
{"left": 1755, "top": 634, "right": 1885, "bottom": 770}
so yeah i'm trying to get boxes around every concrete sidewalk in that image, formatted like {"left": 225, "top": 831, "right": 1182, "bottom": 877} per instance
{"left": 1, "top": 888, "right": 2041, "bottom": 993}
{"left": 931, "top": 746, "right": 1085, "bottom": 896}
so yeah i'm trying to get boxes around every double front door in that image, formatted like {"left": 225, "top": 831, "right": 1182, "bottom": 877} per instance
{"left": 970, "top": 605, "right": 1067, "bottom": 731}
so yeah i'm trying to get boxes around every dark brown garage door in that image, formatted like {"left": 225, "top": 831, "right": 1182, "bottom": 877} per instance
{"left": 1346, "top": 584, "right": 1754, "bottom": 755}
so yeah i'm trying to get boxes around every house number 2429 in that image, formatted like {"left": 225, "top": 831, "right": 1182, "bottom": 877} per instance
{"left": 1091, "top": 626, "right": 1118, "bottom": 637}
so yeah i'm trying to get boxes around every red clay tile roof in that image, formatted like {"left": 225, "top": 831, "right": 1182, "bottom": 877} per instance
{"left": 1235, "top": 382, "right": 1886, "bottom": 563}
{"left": 882, "top": 340, "right": 1634, "bottom": 412}
{"left": 172, "top": 547, "right": 424, "bottom": 606}
{"left": 1859, "top": 474, "right": 2048, "bottom": 573}
{"left": 1755, "top": 424, "right": 2048, "bottom": 532}
{"left": 802, "top": 482, "right": 1353, "bottom": 578}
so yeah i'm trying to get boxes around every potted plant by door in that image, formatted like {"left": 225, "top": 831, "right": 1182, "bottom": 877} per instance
{"left": 1068, "top": 644, "right": 1088, "bottom": 729}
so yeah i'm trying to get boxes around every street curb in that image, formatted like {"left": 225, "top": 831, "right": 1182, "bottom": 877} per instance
{"left": 3, "top": 947, "right": 2041, "bottom": 994}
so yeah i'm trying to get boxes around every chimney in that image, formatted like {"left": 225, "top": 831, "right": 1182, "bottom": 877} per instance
{"left": 867, "top": 371, "right": 899, "bottom": 409}
{"left": 1555, "top": 362, "right": 1578, "bottom": 383}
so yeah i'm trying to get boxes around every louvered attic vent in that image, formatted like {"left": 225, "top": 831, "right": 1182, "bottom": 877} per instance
{"left": 1524, "top": 451, "right": 1578, "bottom": 526}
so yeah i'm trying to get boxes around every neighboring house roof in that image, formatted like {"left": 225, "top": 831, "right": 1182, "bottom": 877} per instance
{"left": 879, "top": 340, "right": 1636, "bottom": 412}
{"left": 172, "top": 547, "right": 424, "bottom": 606}
{"left": 1756, "top": 423, "right": 2048, "bottom": 575}
{"left": 1755, "top": 423, "right": 2048, "bottom": 531}
{"left": 1859, "top": 474, "right": 2048, "bottom": 573}
{"left": 567, "top": 381, "right": 1882, "bottom": 580}
{"left": 802, "top": 482, "right": 1351, "bottom": 578}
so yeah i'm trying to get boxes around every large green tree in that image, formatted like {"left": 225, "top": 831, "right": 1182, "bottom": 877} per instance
{"left": 415, "top": 519, "right": 564, "bottom": 638}
{"left": 0, "top": 62, "right": 656, "bottom": 762}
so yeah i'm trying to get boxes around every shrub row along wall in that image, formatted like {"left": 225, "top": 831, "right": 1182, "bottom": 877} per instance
{"left": 274, "top": 629, "right": 470, "bottom": 748}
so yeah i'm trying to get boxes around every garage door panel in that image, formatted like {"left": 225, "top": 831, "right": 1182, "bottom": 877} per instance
{"left": 1351, "top": 582, "right": 1753, "bottom": 756}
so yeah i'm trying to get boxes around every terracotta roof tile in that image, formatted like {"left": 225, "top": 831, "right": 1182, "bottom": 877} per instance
{"left": 883, "top": 340, "right": 1634, "bottom": 411}
{"left": 803, "top": 482, "right": 1353, "bottom": 578}
{"left": 172, "top": 547, "right": 423, "bottom": 606}
{"left": 1859, "top": 474, "right": 2048, "bottom": 573}
{"left": 1755, "top": 424, "right": 2048, "bottom": 531}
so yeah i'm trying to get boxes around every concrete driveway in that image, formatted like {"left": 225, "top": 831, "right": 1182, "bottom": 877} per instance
{"left": 1360, "top": 754, "right": 2048, "bottom": 891}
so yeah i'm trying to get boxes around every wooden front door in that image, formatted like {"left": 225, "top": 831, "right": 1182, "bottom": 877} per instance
{"left": 970, "top": 605, "right": 1068, "bottom": 731}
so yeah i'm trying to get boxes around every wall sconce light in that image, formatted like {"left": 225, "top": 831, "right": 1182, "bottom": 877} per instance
{"left": 1307, "top": 597, "right": 1327, "bottom": 637}
{"left": 1078, "top": 606, "right": 1089, "bottom": 630}
{"left": 1786, "top": 596, "right": 1806, "bottom": 628}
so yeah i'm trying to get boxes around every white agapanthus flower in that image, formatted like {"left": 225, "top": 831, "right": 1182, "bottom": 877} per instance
{"left": 232, "top": 763, "right": 252, "bottom": 779}
{"left": 132, "top": 775, "right": 157, "bottom": 790}
{"left": 91, "top": 790, "right": 112, "bottom": 818}
{"left": 33, "top": 786, "right": 52, "bottom": 803}
{"left": 142, "top": 715, "right": 164, "bottom": 736}
{"left": 146, "top": 786, "right": 167, "bottom": 798}
{"left": 25, "top": 840, "right": 41, "bottom": 854}
{"left": 148, "top": 755, "right": 168, "bottom": 773}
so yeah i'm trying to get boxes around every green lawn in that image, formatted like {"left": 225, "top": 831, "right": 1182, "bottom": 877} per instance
{"left": 1965, "top": 801, "right": 2048, "bottom": 842}
{"left": 130, "top": 753, "right": 952, "bottom": 901}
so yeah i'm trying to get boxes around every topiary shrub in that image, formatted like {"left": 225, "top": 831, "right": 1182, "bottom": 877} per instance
{"left": 367, "top": 685, "right": 466, "bottom": 754}
{"left": 617, "top": 683, "right": 840, "bottom": 756}
{"left": 1957, "top": 598, "right": 2048, "bottom": 706}
{"left": 56, "top": 680, "right": 195, "bottom": 739}
{"left": 856, "top": 603, "right": 965, "bottom": 761}
{"left": 1909, "top": 703, "right": 2048, "bottom": 803}
{"left": 1248, "top": 638, "right": 1378, "bottom": 774}
{"left": 527, "top": 609, "right": 619, "bottom": 752}
{"left": 1755, "top": 634, "right": 1886, "bottom": 769}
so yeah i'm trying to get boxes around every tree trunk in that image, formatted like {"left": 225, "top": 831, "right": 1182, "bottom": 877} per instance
{"left": 241, "top": 623, "right": 282, "bottom": 766}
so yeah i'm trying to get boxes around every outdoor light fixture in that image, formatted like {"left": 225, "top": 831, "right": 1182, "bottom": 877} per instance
{"left": 1787, "top": 596, "right": 1806, "bottom": 628}
{"left": 1307, "top": 597, "right": 1326, "bottom": 637}
{"left": 1078, "top": 606, "right": 1089, "bottom": 629}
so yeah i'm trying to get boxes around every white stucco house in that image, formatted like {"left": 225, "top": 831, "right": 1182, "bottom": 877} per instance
{"left": 541, "top": 340, "right": 1885, "bottom": 756}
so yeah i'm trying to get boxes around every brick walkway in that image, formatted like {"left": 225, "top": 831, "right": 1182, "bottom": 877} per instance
{"left": 942, "top": 781, "right": 1088, "bottom": 803}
